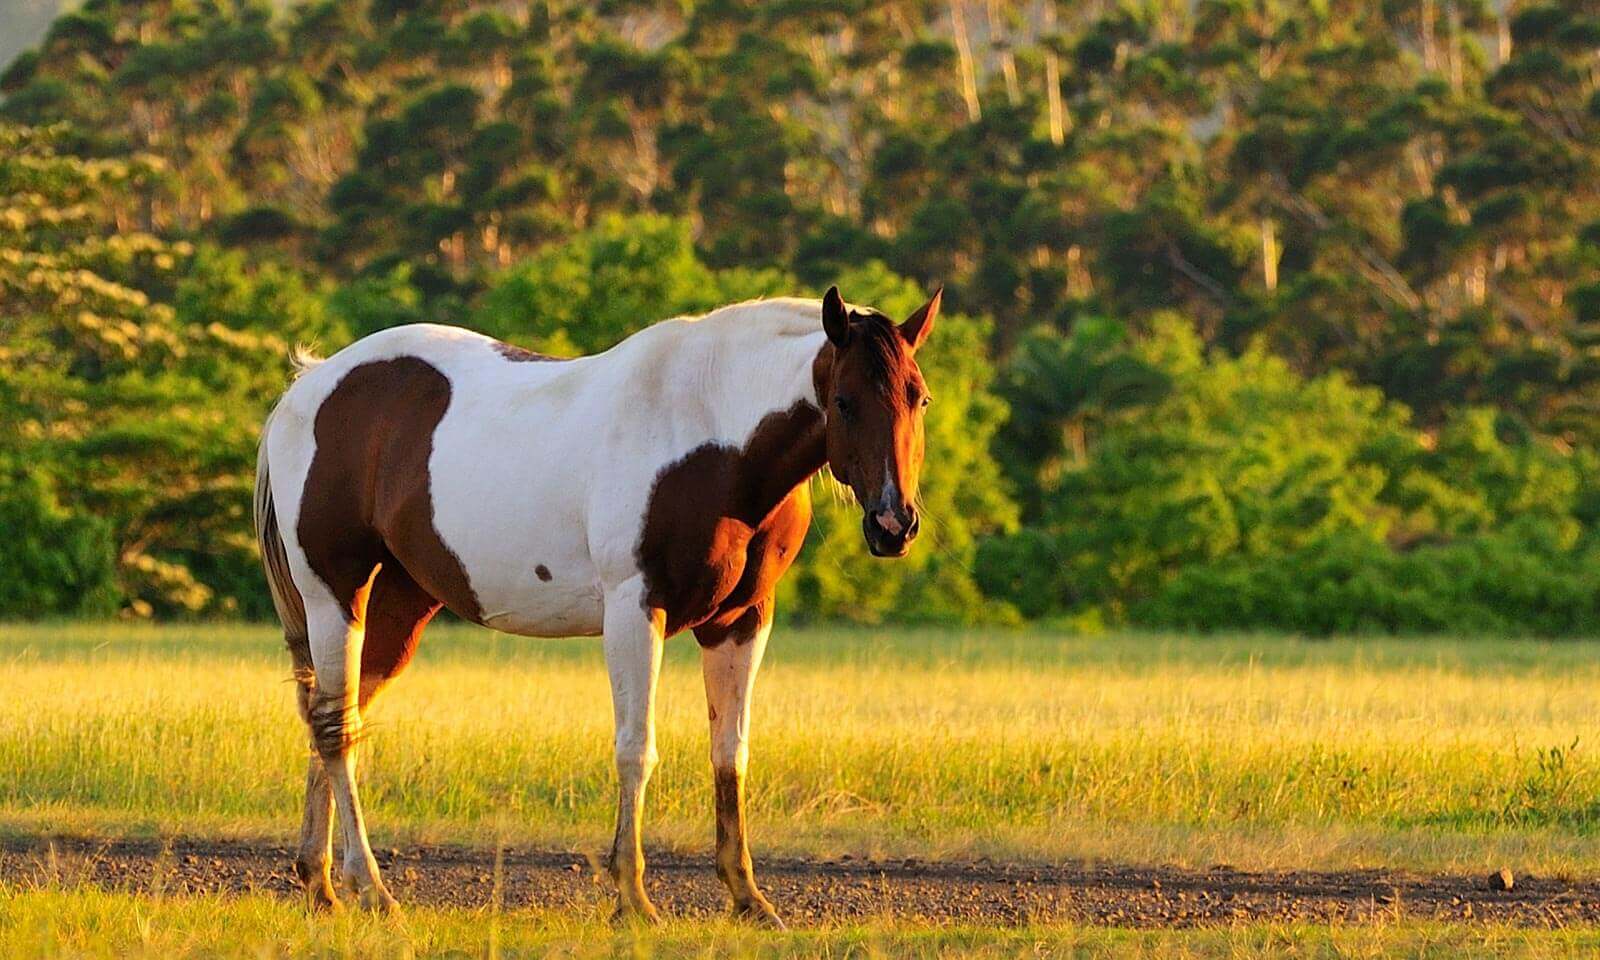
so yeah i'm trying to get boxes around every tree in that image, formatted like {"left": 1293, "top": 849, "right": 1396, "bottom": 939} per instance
{"left": 5, "top": 0, "right": 1600, "bottom": 630}
{"left": 994, "top": 316, "right": 1172, "bottom": 520}
{"left": 0, "top": 123, "right": 305, "bottom": 616}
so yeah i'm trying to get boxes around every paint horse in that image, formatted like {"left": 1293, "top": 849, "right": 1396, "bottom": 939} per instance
{"left": 254, "top": 286, "right": 940, "bottom": 923}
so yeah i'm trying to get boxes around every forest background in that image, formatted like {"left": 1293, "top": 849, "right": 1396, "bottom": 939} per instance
{"left": 2, "top": 0, "right": 1598, "bottom": 634}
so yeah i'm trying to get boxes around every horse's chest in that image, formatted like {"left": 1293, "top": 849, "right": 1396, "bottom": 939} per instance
{"left": 638, "top": 482, "right": 812, "bottom": 636}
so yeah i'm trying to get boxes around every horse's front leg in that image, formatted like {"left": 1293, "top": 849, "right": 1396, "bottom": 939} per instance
{"left": 602, "top": 578, "right": 666, "bottom": 923}
{"left": 694, "top": 606, "right": 782, "bottom": 927}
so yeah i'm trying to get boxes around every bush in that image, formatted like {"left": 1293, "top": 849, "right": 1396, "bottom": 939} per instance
{"left": 978, "top": 316, "right": 1418, "bottom": 620}
{"left": 0, "top": 468, "right": 118, "bottom": 618}
{"left": 1138, "top": 527, "right": 1600, "bottom": 636}
{"left": 976, "top": 316, "right": 1600, "bottom": 634}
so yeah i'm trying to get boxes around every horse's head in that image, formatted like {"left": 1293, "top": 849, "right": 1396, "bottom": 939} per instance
{"left": 817, "top": 285, "right": 941, "bottom": 558}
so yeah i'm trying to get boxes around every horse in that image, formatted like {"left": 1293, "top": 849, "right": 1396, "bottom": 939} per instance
{"left": 253, "top": 284, "right": 941, "bottom": 924}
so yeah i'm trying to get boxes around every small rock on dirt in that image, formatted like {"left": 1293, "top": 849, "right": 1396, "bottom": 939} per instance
{"left": 1489, "top": 868, "right": 1515, "bottom": 892}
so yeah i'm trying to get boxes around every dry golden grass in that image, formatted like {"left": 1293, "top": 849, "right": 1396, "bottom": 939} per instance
{"left": 5, "top": 885, "right": 1600, "bottom": 959}
{"left": 2, "top": 622, "right": 1599, "bottom": 875}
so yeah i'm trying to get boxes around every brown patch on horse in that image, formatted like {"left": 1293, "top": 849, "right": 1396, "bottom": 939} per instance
{"left": 694, "top": 600, "right": 770, "bottom": 649}
{"left": 535, "top": 564, "right": 552, "bottom": 582}
{"left": 493, "top": 340, "right": 566, "bottom": 363}
{"left": 359, "top": 561, "right": 441, "bottom": 702}
{"left": 712, "top": 765, "right": 749, "bottom": 875}
{"left": 297, "top": 357, "right": 484, "bottom": 624}
{"left": 636, "top": 402, "right": 824, "bottom": 637}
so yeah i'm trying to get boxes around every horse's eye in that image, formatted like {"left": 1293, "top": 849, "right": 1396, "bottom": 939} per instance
{"left": 920, "top": 394, "right": 932, "bottom": 409}
{"left": 835, "top": 396, "right": 855, "bottom": 422}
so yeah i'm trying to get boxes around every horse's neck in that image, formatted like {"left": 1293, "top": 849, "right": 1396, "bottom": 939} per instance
{"left": 698, "top": 325, "right": 824, "bottom": 429}
{"left": 690, "top": 323, "right": 830, "bottom": 518}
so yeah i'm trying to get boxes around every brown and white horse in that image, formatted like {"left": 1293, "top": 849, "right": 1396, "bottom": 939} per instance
{"left": 254, "top": 286, "right": 940, "bottom": 923}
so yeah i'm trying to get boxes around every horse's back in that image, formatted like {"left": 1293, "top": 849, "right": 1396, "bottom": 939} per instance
{"left": 278, "top": 324, "right": 574, "bottom": 415}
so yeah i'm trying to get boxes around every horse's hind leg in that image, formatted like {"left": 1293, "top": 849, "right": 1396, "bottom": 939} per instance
{"left": 294, "top": 563, "right": 437, "bottom": 910}
{"left": 293, "top": 685, "right": 339, "bottom": 910}
{"left": 301, "top": 565, "right": 400, "bottom": 912}
{"left": 357, "top": 561, "right": 440, "bottom": 709}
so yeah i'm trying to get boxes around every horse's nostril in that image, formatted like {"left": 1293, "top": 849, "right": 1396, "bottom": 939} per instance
{"left": 873, "top": 509, "right": 904, "bottom": 537}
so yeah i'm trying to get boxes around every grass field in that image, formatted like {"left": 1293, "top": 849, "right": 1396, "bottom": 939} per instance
{"left": 5, "top": 622, "right": 1600, "bottom": 956}
{"left": 8, "top": 887, "right": 1600, "bottom": 960}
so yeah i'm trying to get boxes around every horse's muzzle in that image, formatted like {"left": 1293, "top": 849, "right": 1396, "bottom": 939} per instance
{"left": 863, "top": 507, "right": 919, "bottom": 558}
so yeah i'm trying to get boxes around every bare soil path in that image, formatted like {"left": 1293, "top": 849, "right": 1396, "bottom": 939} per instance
{"left": 4, "top": 835, "right": 1597, "bottom": 928}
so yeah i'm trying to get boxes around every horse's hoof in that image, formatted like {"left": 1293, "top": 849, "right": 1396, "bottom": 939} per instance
{"left": 364, "top": 888, "right": 403, "bottom": 915}
{"left": 611, "top": 899, "right": 663, "bottom": 926}
{"left": 341, "top": 875, "right": 402, "bottom": 915}
{"left": 306, "top": 884, "right": 343, "bottom": 913}
{"left": 732, "top": 899, "right": 785, "bottom": 929}
{"left": 295, "top": 859, "right": 341, "bottom": 912}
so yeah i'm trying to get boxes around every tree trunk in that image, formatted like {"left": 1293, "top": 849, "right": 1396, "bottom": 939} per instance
{"left": 1420, "top": 0, "right": 1439, "bottom": 72}
{"left": 1066, "top": 243, "right": 1092, "bottom": 297}
{"left": 986, "top": 0, "right": 1021, "bottom": 106}
{"left": 1066, "top": 420, "right": 1087, "bottom": 467}
{"left": 1043, "top": 2, "right": 1066, "bottom": 145}
{"left": 950, "top": 0, "right": 982, "bottom": 122}
{"left": 1261, "top": 217, "right": 1279, "bottom": 292}
{"left": 1446, "top": 0, "right": 1463, "bottom": 94}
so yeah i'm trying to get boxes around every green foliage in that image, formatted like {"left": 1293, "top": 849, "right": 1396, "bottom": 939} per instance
{"left": 1138, "top": 523, "right": 1600, "bottom": 637}
{"left": 980, "top": 317, "right": 1600, "bottom": 635}
{"left": 2, "top": 0, "right": 1599, "bottom": 631}
{"left": 0, "top": 124, "right": 302, "bottom": 618}
{"left": 995, "top": 317, "right": 1172, "bottom": 520}
{"left": 0, "top": 467, "right": 118, "bottom": 617}
{"left": 982, "top": 318, "right": 1411, "bottom": 618}
{"left": 475, "top": 214, "right": 788, "bottom": 354}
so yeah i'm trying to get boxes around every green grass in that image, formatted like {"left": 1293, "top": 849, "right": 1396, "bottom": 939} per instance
{"left": 5, "top": 886, "right": 1600, "bottom": 959}
{"left": 3, "top": 622, "right": 1600, "bottom": 875}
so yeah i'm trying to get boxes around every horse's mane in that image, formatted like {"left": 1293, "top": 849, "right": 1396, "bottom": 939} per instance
{"left": 676, "top": 297, "right": 822, "bottom": 339}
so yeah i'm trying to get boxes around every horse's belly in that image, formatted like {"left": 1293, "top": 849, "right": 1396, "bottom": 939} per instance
{"left": 427, "top": 475, "right": 607, "bottom": 637}
{"left": 419, "top": 397, "right": 619, "bottom": 636}
{"left": 482, "top": 594, "right": 605, "bottom": 637}
{"left": 450, "top": 531, "right": 606, "bottom": 637}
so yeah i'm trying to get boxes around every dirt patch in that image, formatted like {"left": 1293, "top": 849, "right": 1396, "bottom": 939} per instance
{"left": 4, "top": 835, "right": 1597, "bottom": 928}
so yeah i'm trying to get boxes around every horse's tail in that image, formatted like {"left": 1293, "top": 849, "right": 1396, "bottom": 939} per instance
{"left": 289, "top": 344, "right": 324, "bottom": 379}
{"left": 255, "top": 401, "right": 310, "bottom": 674}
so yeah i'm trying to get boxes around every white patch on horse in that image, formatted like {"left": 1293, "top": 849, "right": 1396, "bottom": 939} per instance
{"left": 875, "top": 457, "right": 904, "bottom": 535}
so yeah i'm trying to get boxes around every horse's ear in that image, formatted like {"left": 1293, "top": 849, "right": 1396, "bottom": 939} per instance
{"left": 899, "top": 286, "right": 941, "bottom": 352}
{"left": 822, "top": 285, "right": 850, "bottom": 347}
